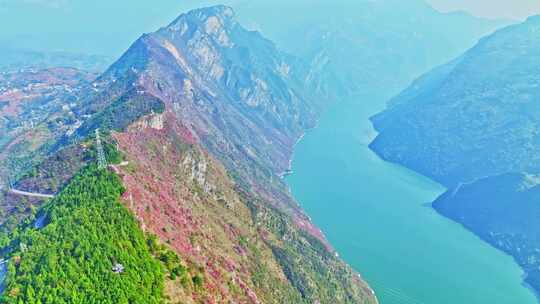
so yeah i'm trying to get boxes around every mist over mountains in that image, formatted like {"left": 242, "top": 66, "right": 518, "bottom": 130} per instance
{"left": 233, "top": 0, "right": 508, "bottom": 99}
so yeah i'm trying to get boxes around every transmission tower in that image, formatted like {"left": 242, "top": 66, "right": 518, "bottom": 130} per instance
{"left": 95, "top": 128, "right": 107, "bottom": 169}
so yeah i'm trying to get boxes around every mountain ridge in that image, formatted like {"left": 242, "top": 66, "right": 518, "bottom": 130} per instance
{"left": 0, "top": 5, "right": 377, "bottom": 304}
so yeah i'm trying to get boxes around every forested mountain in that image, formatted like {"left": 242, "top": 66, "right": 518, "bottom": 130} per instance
{"left": 370, "top": 15, "right": 540, "bottom": 294}
{"left": 0, "top": 6, "right": 376, "bottom": 303}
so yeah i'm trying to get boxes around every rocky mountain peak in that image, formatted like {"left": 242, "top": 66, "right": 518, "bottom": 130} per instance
{"left": 164, "top": 5, "right": 236, "bottom": 47}
{"left": 90, "top": 5, "right": 318, "bottom": 222}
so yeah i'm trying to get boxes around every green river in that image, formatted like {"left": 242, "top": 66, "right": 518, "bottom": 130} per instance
{"left": 285, "top": 94, "right": 537, "bottom": 304}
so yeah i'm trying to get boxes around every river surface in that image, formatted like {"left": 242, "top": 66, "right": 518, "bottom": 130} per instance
{"left": 285, "top": 94, "right": 537, "bottom": 304}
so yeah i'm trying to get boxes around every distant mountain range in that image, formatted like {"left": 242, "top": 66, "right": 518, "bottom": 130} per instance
{"left": 370, "top": 15, "right": 540, "bottom": 294}
{"left": 232, "top": 0, "right": 511, "bottom": 100}
{"left": 0, "top": 48, "right": 112, "bottom": 72}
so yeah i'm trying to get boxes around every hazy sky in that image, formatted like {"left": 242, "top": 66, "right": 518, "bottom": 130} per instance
{"left": 1, "top": 0, "right": 539, "bottom": 56}
{"left": 427, "top": 0, "right": 540, "bottom": 20}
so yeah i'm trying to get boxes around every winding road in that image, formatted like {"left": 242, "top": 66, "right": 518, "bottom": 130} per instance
{"left": 9, "top": 188, "right": 55, "bottom": 199}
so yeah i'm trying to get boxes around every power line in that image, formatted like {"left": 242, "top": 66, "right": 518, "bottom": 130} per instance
{"left": 95, "top": 128, "right": 107, "bottom": 169}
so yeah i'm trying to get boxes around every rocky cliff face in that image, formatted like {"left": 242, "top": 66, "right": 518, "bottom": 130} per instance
{"left": 93, "top": 5, "right": 321, "bottom": 219}
{"left": 0, "top": 6, "right": 376, "bottom": 304}
{"left": 370, "top": 15, "right": 540, "bottom": 294}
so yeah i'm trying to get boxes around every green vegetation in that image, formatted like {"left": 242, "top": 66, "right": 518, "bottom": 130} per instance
{"left": 237, "top": 187, "right": 375, "bottom": 304}
{"left": 84, "top": 134, "right": 123, "bottom": 166}
{"left": 76, "top": 91, "right": 165, "bottom": 137}
{"left": 1, "top": 165, "right": 165, "bottom": 304}
{"left": 146, "top": 235, "right": 201, "bottom": 288}
{"left": 267, "top": 217, "right": 368, "bottom": 303}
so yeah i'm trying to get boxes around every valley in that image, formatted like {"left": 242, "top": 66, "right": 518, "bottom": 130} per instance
{"left": 286, "top": 92, "right": 538, "bottom": 303}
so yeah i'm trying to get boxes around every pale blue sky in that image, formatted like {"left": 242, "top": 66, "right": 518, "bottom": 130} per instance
{"left": 427, "top": 0, "right": 540, "bottom": 20}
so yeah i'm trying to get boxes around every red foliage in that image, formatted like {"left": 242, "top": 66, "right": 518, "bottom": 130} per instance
{"left": 116, "top": 127, "right": 198, "bottom": 256}
{"left": 114, "top": 116, "right": 261, "bottom": 303}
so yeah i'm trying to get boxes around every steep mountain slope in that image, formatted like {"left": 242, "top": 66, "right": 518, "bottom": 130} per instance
{"left": 0, "top": 6, "right": 377, "bottom": 303}
{"left": 233, "top": 0, "right": 509, "bottom": 100}
{"left": 91, "top": 5, "right": 321, "bottom": 220}
{"left": 433, "top": 173, "right": 540, "bottom": 291}
{"left": 371, "top": 15, "right": 540, "bottom": 186}
{"left": 370, "top": 15, "right": 540, "bottom": 294}
{"left": 2, "top": 166, "right": 167, "bottom": 303}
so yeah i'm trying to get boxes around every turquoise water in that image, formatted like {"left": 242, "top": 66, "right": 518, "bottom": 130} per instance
{"left": 285, "top": 94, "right": 537, "bottom": 304}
